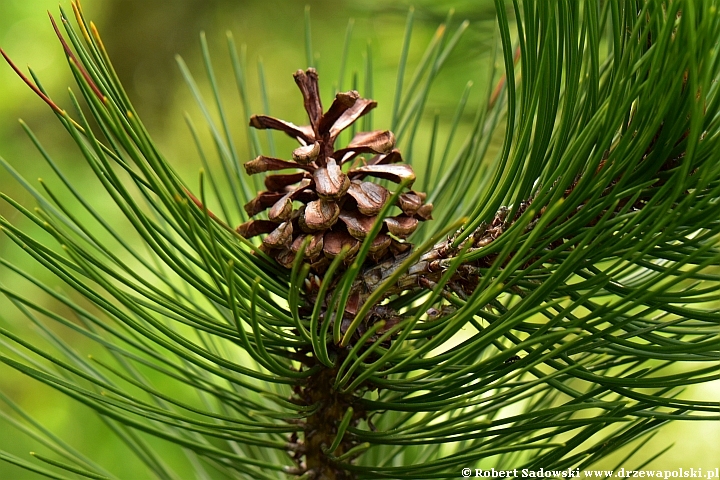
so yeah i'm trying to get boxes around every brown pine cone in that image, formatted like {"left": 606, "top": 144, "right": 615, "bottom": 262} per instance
{"left": 237, "top": 68, "right": 432, "bottom": 273}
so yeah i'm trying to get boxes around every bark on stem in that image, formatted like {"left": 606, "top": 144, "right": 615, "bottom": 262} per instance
{"left": 292, "top": 353, "right": 364, "bottom": 479}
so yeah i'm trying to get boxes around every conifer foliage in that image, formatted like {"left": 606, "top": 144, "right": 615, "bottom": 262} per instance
{"left": 1, "top": 1, "right": 720, "bottom": 479}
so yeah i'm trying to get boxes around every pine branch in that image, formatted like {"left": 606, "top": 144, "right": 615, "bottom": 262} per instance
{"left": 2, "top": 1, "right": 720, "bottom": 479}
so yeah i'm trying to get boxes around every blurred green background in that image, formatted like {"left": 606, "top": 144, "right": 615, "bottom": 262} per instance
{"left": 0, "top": 0, "right": 718, "bottom": 477}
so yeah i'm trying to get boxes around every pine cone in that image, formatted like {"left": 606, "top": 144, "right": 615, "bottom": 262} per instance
{"left": 237, "top": 68, "right": 432, "bottom": 273}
